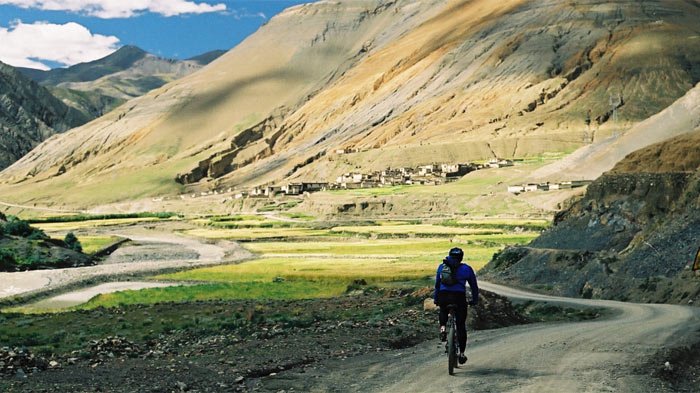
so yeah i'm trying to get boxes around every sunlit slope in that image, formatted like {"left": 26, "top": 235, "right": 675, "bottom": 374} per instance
{"left": 531, "top": 82, "right": 700, "bottom": 182}
{"left": 0, "top": 0, "right": 445, "bottom": 206}
{"left": 217, "top": 0, "right": 700, "bottom": 187}
{"left": 3, "top": 0, "right": 700, "bottom": 207}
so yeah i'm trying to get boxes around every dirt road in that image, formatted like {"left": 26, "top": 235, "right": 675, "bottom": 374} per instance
{"left": 274, "top": 282, "right": 699, "bottom": 393}
{"left": 0, "top": 232, "right": 252, "bottom": 301}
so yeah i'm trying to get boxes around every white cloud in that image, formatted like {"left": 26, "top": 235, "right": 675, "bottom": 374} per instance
{"left": 0, "top": 20, "right": 120, "bottom": 70}
{"left": 0, "top": 0, "right": 227, "bottom": 18}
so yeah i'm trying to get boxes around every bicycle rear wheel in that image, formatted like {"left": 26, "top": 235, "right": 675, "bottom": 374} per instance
{"left": 447, "top": 314, "right": 456, "bottom": 375}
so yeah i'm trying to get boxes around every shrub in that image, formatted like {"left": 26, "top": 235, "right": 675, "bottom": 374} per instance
{"left": 0, "top": 249, "right": 17, "bottom": 270}
{"left": 2, "top": 216, "right": 46, "bottom": 239}
{"left": 64, "top": 232, "right": 83, "bottom": 253}
{"left": 27, "top": 230, "right": 48, "bottom": 240}
{"left": 3, "top": 217, "right": 33, "bottom": 237}
{"left": 490, "top": 247, "right": 529, "bottom": 270}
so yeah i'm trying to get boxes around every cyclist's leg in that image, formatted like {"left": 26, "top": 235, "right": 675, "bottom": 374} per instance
{"left": 455, "top": 297, "right": 468, "bottom": 353}
{"left": 437, "top": 291, "right": 450, "bottom": 327}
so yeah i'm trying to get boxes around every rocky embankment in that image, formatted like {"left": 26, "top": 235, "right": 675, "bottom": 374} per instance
{"left": 482, "top": 131, "right": 700, "bottom": 304}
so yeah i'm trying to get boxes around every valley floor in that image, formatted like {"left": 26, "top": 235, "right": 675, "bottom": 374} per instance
{"left": 0, "top": 218, "right": 698, "bottom": 392}
{"left": 1, "top": 283, "right": 697, "bottom": 393}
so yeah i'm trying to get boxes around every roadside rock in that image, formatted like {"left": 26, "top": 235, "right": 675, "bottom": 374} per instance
{"left": 87, "top": 336, "right": 142, "bottom": 360}
{"left": 0, "top": 347, "right": 49, "bottom": 377}
{"left": 423, "top": 298, "right": 438, "bottom": 311}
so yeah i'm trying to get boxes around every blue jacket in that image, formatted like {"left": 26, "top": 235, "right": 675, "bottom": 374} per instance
{"left": 434, "top": 257, "right": 479, "bottom": 304}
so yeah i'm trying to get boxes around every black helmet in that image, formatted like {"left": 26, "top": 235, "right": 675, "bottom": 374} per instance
{"left": 448, "top": 247, "right": 464, "bottom": 262}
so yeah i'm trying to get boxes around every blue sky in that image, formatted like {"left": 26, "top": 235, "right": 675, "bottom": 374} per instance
{"left": 0, "top": 0, "right": 313, "bottom": 70}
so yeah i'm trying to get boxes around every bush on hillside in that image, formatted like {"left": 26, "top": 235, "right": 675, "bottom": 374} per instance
{"left": 1, "top": 216, "right": 47, "bottom": 239}
{"left": 0, "top": 249, "right": 16, "bottom": 270}
{"left": 64, "top": 232, "right": 82, "bottom": 253}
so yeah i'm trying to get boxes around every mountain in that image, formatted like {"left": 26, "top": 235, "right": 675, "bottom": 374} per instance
{"left": 482, "top": 129, "right": 700, "bottom": 304}
{"left": 17, "top": 46, "right": 152, "bottom": 85}
{"left": 0, "top": 61, "right": 89, "bottom": 170}
{"left": 187, "top": 50, "right": 227, "bottom": 66}
{"left": 2, "top": 0, "right": 700, "bottom": 207}
{"left": 17, "top": 45, "right": 225, "bottom": 118}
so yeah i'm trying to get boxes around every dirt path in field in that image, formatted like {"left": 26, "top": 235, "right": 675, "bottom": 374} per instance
{"left": 266, "top": 282, "right": 700, "bottom": 393}
{"left": 0, "top": 231, "right": 252, "bottom": 301}
{"left": 27, "top": 281, "right": 183, "bottom": 310}
{"left": 0, "top": 200, "right": 85, "bottom": 214}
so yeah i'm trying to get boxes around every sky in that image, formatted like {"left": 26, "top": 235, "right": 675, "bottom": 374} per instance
{"left": 0, "top": 0, "right": 313, "bottom": 70}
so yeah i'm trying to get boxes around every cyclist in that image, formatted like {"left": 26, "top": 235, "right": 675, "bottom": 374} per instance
{"left": 434, "top": 247, "right": 479, "bottom": 364}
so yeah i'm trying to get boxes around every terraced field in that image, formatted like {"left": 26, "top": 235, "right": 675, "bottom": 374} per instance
{"left": 76, "top": 218, "right": 541, "bottom": 309}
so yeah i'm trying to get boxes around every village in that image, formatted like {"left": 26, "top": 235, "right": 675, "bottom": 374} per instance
{"left": 506, "top": 180, "right": 592, "bottom": 194}
{"left": 170, "top": 158, "right": 592, "bottom": 202}
{"left": 236, "top": 159, "right": 516, "bottom": 199}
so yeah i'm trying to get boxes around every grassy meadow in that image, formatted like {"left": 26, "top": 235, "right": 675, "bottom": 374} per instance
{"left": 77, "top": 218, "right": 541, "bottom": 309}
{"left": 2, "top": 211, "right": 544, "bottom": 312}
{"left": 75, "top": 235, "right": 124, "bottom": 254}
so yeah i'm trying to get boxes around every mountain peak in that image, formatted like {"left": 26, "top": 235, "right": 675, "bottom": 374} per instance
{"left": 97, "top": 45, "right": 149, "bottom": 68}
{"left": 186, "top": 49, "right": 226, "bottom": 65}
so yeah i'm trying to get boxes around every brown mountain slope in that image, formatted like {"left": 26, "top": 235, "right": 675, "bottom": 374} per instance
{"left": 482, "top": 130, "right": 700, "bottom": 303}
{"left": 531, "top": 82, "right": 700, "bottom": 181}
{"left": 609, "top": 129, "right": 700, "bottom": 173}
{"left": 2, "top": 0, "right": 700, "bottom": 207}
{"left": 0, "top": 0, "right": 446, "bottom": 206}
{"left": 210, "top": 0, "right": 700, "bottom": 189}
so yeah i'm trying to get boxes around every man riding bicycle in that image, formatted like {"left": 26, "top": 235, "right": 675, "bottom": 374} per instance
{"left": 434, "top": 247, "right": 479, "bottom": 365}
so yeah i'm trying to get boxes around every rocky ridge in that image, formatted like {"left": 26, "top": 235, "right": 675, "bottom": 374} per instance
{"left": 19, "top": 45, "right": 224, "bottom": 119}
{"left": 0, "top": 62, "right": 88, "bottom": 170}
{"left": 482, "top": 131, "right": 700, "bottom": 304}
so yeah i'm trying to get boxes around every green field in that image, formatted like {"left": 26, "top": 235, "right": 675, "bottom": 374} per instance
{"left": 77, "top": 235, "right": 124, "bottom": 254}
{"left": 80, "top": 281, "right": 345, "bottom": 309}
{"left": 242, "top": 234, "right": 536, "bottom": 256}
{"left": 17, "top": 212, "right": 543, "bottom": 311}
{"left": 34, "top": 217, "right": 163, "bottom": 231}
{"left": 330, "top": 224, "right": 503, "bottom": 236}
{"left": 79, "top": 225, "right": 538, "bottom": 309}
{"left": 184, "top": 227, "right": 330, "bottom": 240}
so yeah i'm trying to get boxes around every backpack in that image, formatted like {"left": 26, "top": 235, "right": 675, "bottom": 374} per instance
{"left": 440, "top": 260, "right": 459, "bottom": 285}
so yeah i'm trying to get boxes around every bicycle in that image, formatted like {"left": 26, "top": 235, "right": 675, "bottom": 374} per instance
{"left": 444, "top": 304, "right": 459, "bottom": 375}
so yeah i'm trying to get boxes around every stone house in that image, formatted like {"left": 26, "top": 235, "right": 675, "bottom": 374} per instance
{"left": 282, "top": 183, "right": 303, "bottom": 195}
{"left": 301, "top": 182, "right": 329, "bottom": 192}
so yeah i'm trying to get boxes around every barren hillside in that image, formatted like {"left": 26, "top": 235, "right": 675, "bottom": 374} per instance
{"left": 1, "top": 0, "right": 700, "bottom": 207}
{"left": 1, "top": 0, "right": 444, "bottom": 206}
{"left": 482, "top": 130, "right": 700, "bottom": 303}
{"left": 211, "top": 0, "right": 700, "bottom": 188}
{"left": 531, "top": 81, "right": 700, "bottom": 181}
